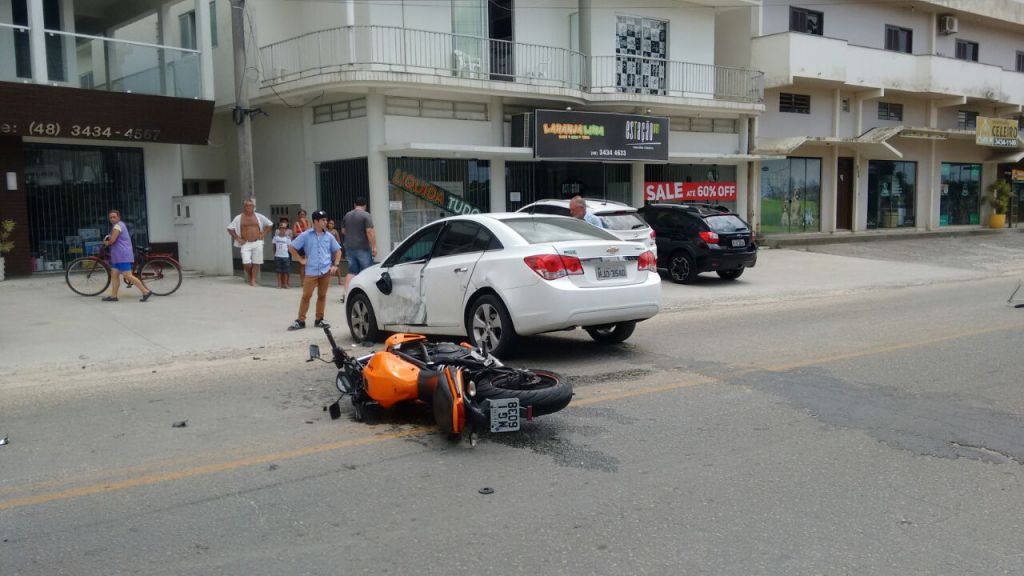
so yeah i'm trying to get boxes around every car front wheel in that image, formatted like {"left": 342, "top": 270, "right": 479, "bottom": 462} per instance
{"left": 347, "top": 292, "right": 381, "bottom": 343}
{"left": 466, "top": 295, "right": 517, "bottom": 358}
{"left": 668, "top": 252, "right": 696, "bottom": 284}
{"left": 585, "top": 321, "right": 637, "bottom": 344}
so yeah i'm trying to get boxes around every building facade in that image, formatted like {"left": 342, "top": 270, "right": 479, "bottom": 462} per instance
{"left": 187, "top": 0, "right": 766, "bottom": 255}
{"left": 0, "top": 0, "right": 217, "bottom": 276}
{"left": 749, "top": 0, "right": 1024, "bottom": 235}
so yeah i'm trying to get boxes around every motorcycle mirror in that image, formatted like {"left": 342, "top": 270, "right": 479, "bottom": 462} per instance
{"left": 376, "top": 271, "right": 393, "bottom": 295}
{"left": 308, "top": 344, "right": 320, "bottom": 361}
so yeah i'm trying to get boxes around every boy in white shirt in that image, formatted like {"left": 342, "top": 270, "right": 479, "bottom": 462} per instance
{"left": 272, "top": 223, "right": 292, "bottom": 288}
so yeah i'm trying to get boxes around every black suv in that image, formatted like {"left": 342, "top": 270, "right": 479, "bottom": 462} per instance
{"left": 638, "top": 203, "right": 757, "bottom": 284}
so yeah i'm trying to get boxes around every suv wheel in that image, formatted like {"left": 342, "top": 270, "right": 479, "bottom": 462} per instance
{"left": 717, "top": 268, "right": 744, "bottom": 281}
{"left": 668, "top": 252, "right": 696, "bottom": 284}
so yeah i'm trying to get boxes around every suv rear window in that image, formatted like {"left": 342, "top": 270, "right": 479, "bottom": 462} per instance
{"left": 705, "top": 215, "right": 749, "bottom": 233}
{"left": 501, "top": 217, "right": 618, "bottom": 243}
{"left": 597, "top": 211, "right": 647, "bottom": 231}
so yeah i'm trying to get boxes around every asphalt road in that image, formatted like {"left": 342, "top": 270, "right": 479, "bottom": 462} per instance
{"left": 2, "top": 274, "right": 1023, "bottom": 575}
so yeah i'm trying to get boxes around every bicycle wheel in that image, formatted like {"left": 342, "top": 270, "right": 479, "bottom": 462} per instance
{"left": 139, "top": 258, "right": 182, "bottom": 296}
{"left": 65, "top": 258, "right": 111, "bottom": 297}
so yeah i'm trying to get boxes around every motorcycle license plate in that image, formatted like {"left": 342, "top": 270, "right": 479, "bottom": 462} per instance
{"left": 596, "top": 264, "right": 627, "bottom": 281}
{"left": 490, "top": 398, "right": 520, "bottom": 433}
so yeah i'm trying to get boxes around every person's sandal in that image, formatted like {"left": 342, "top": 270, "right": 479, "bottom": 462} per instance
{"left": 140, "top": 292, "right": 152, "bottom": 302}
{"left": 101, "top": 296, "right": 119, "bottom": 302}
{"left": 287, "top": 320, "right": 306, "bottom": 331}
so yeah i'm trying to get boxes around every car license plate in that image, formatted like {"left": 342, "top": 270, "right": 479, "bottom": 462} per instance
{"left": 596, "top": 263, "right": 627, "bottom": 280}
{"left": 490, "top": 398, "right": 520, "bottom": 432}
{"left": 731, "top": 239, "right": 746, "bottom": 247}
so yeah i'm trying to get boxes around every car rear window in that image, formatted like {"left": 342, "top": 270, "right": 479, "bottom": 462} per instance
{"left": 501, "top": 217, "right": 618, "bottom": 243}
{"left": 598, "top": 211, "right": 647, "bottom": 231}
{"left": 705, "top": 215, "right": 749, "bottom": 233}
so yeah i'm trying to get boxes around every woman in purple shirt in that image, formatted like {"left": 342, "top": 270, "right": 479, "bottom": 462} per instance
{"left": 102, "top": 209, "right": 152, "bottom": 302}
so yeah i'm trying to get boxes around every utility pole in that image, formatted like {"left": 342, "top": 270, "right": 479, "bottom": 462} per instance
{"left": 231, "top": 0, "right": 255, "bottom": 200}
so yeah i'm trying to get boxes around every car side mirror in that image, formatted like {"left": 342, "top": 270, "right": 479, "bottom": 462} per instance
{"left": 376, "top": 271, "right": 393, "bottom": 295}
{"left": 308, "top": 344, "right": 320, "bottom": 362}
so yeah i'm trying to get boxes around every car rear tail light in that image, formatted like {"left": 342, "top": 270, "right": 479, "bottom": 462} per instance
{"left": 649, "top": 229, "right": 656, "bottom": 240}
{"left": 524, "top": 254, "right": 584, "bottom": 280}
{"left": 699, "top": 231, "right": 719, "bottom": 245}
{"left": 638, "top": 251, "right": 657, "bottom": 272}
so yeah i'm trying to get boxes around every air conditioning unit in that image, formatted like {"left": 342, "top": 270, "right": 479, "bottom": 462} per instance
{"left": 939, "top": 15, "right": 958, "bottom": 35}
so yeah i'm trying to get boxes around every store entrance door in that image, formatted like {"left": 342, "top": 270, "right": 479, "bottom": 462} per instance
{"left": 836, "top": 157, "right": 854, "bottom": 230}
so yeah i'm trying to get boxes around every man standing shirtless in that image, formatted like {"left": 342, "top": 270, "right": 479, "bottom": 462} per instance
{"left": 227, "top": 198, "right": 273, "bottom": 286}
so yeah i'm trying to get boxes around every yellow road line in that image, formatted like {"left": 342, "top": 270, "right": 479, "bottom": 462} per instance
{"left": 2, "top": 320, "right": 1021, "bottom": 512}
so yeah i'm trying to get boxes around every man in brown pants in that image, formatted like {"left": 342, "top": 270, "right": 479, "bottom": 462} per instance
{"left": 287, "top": 210, "right": 342, "bottom": 330}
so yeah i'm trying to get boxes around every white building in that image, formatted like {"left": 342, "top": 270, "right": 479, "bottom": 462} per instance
{"left": 748, "top": 0, "right": 1024, "bottom": 235}
{"left": 187, "top": 0, "right": 766, "bottom": 255}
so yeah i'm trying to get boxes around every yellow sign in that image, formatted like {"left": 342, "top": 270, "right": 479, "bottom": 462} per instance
{"left": 976, "top": 117, "right": 1022, "bottom": 148}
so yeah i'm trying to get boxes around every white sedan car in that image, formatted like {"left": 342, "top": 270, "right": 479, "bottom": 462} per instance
{"left": 345, "top": 213, "right": 661, "bottom": 357}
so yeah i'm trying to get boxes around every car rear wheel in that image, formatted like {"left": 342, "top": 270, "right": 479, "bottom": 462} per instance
{"left": 347, "top": 292, "right": 381, "bottom": 343}
{"left": 585, "top": 321, "right": 637, "bottom": 344}
{"left": 466, "top": 294, "right": 517, "bottom": 358}
{"left": 668, "top": 252, "right": 696, "bottom": 284}
{"left": 717, "top": 268, "right": 744, "bottom": 281}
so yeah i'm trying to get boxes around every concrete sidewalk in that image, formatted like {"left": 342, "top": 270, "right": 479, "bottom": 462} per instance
{"left": 0, "top": 245, "right": 1009, "bottom": 379}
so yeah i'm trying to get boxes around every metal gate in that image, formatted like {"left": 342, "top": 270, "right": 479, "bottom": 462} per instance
{"left": 317, "top": 157, "right": 370, "bottom": 222}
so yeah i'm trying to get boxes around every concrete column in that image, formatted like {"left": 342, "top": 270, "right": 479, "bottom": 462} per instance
{"left": 159, "top": 2, "right": 173, "bottom": 96}
{"left": 921, "top": 139, "right": 936, "bottom": 230}
{"left": 738, "top": 114, "right": 750, "bottom": 154}
{"left": 631, "top": 161, "right": 645, "bottom": 207}
{"left": 832, "top": 89, "right": 841, "bottom": 138}
{"left": 366, "top": 89, "right": 391, "bottom": 252}
{"left": 737, "top": 161, "right": 749, "bottom": 220}
{"left": 27, "top": 0, "right": 48, "bottom": 84}
{"left": 489, "top": 97, "right": 506, "bottom": 212}
{"left": 824, "top": 145, "right": 839, "bottom": 233}
{"left": 851, "top": 151, "right": 863, "bottom": 232}
{"left": 750, "top": 161, "right": 761, "bottom": 235}
{"left": 196, "top": 0, "right": 216, "bottom": 100}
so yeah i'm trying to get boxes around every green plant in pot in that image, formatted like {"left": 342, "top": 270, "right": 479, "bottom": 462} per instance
{"left": 0, "top": 219, "right": 15, "bottom": 281}
{"left": 985, "top": 180, "right": 1012, "bottom": 229}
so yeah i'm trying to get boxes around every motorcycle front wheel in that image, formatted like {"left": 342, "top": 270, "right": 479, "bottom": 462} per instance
{"left": 472, "top": 369, "right": 572, "bottom": 417}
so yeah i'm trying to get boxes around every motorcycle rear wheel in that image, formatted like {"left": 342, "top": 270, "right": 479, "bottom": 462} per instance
{"left": 472, "top": 369, "right": 572, "bottom": 417}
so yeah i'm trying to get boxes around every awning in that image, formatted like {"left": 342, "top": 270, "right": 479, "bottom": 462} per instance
{"left": 753, "top": 127, "right": 904, "bottom": 160}
{"left": 378, "top": 143, "right": 534, "bottom": 160}
{"left": 667, "top": 152, "right": 785, "bottom": 163}
{"left": 987, "top": 148, "right": 1024, "bottom": 163}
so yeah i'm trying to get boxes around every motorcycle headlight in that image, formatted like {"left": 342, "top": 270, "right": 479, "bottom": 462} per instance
{"left": 336, "top": 373, "right": 353, "bottom": 394}
{"left": 467, "top": 380, "right": 477, "bottom": 398}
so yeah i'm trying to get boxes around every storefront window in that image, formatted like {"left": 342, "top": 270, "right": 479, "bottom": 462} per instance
{"left": 505, "top": 162, "right": 632, "bottom": 210}
{"left": 645, "top": 164, "right": 739, "bottom": 212}
{"left": 867, "top": 161, "right": 916, "bottom": 229}
{"left": 940, "top": 163, "right": 981, "bottom": 226}
{"left": 23, "top": 144, "right": 147, "bottom": 272}
{"left": 760, "top": 158, "right": 821, "bottom": 233}
{"left": 387, "top": 158, "right": 490, "bottom": 244}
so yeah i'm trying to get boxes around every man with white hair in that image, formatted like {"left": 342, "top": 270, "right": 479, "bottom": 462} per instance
{"left": 569, "top": 195, "right": 605, "bottom": 228}
{"left": 227, "top": 198, "right": 274, "bottom": 286}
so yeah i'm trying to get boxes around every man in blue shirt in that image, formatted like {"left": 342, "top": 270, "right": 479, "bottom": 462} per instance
{"left": 287, "top": 210, "right": 342, "bottom": 330}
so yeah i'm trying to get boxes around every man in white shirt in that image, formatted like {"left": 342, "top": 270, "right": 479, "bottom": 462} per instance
{"left": 227, "top": 199, "right": 274, "bottom": 286}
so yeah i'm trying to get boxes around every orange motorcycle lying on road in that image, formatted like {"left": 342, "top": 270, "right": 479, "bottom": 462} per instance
{"left": 308, "top": 326, "right": 573, "bottom": 443}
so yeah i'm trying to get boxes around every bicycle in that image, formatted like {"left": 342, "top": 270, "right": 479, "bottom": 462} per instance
{"left": 65, "top": 245, "right": 183, "bottom": 297}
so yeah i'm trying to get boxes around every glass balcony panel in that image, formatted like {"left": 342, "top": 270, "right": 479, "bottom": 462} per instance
{"left": 0, "top": 22, "right": 33, "bottom": 82}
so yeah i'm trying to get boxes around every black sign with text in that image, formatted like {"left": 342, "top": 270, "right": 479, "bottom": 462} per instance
{"left": 533, "top": 110, "right": 669, "bottom": 161}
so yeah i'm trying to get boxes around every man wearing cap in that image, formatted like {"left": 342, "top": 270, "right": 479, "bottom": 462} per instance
{"left": 287, "top": 210, "right": 342, "bottom": 330}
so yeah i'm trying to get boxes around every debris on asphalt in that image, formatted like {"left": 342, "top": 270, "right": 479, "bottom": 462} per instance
{"left": 478, "top": 487, "right": 494, "bottom": 495}
{"left": 361, "top": 341, "right": 374, "bottom": 348}
{"left": 1008, "top": 280, "right": 1024, "bottom": 308}
{"left": 172, "top": 420, "right": 188, "bottom": 428}
{"left": 268, "top": 464, "right": 279, "bottom": 471}
{"left": 0, "top": 436, "right": 8, "bottom": 446}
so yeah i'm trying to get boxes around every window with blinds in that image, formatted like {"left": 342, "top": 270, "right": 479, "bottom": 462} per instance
{"left": 779, "top": 93, "right": 811, "bottom": 114}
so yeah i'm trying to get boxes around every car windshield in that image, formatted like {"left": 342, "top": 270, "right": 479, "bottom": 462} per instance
{"left": 501, "top": 217, "right": 618, "bottom": 243}
{"left": 598, "top": 211, "right": 647, "bottom": 231}
{"left": 705, "top": 215, "right": 749, "bottom": 233}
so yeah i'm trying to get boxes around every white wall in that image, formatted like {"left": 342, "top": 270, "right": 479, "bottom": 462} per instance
{"left": 760, "top": 87, "right": 835, "bottom": 139}
{"left": 935, "top": 17, "right": 1024, "bottom": 70}
{"left": 516, "top": 0, "right": 576, "bottom": 51}
{"left": 669, "top": 131, "right": 739, "bottom": 154}
{"left": 182, "top": 112, "right": 230, "bottom": 179}
{"left": 714, "top": 7, "right": 753, "bottom": 69}
{"left": 385, "top": 116, "right": 493, "bottom": 146}
{"left": 310, "top": 116, "right": 369, "bottom": 163}
{"left": 143, "top": 143, "right": 185, "bottom": 243}
{"left": 761, "top": 1, "right": 931, "bottom": 52}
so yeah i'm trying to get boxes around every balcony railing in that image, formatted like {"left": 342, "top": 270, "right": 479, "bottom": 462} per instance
{"left": 0, "top": 23, "right": 201, "bottom": 99}
{"left": 259, "top": 26, "right": 764, "bottom": 105}
{"left": 260, "top": 26, "right": 586, "bottom": 91}
{"left": 590, "top": 55, "right": 764, "bottom": 104}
